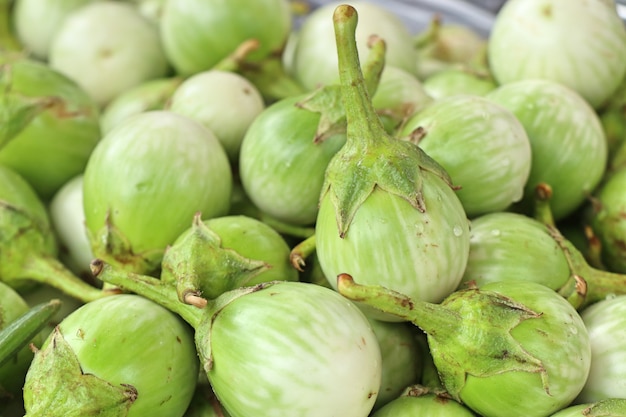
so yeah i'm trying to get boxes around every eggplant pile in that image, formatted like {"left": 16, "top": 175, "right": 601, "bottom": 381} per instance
{"left": 1, "top": 0, "right": 626, "bottom": 416}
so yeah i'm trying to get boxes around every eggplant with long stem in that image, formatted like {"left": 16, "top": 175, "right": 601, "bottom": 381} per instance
{"left": 306, "top": 4, "right": 470, "bottom": 321}
{"left": 91, "top": 258, "right": 383, "bottom": 417}
{"left": 337, "top": 273, "right": 591, "bottom": 417}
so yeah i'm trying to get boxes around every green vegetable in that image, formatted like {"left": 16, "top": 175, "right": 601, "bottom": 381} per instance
{"left": 488, "top": 0, "right": 626, "bottom": 109}
{"left": 48, "top": 1, "right": 169, "bottom": 107}
{"left": 399, "top": 93, "right": 532, "bottom": 217}
{"left": 367, "top": 317, "right": 423, "bottom": 411}
{"left": 11, "top": 0, "right": 98, "bottom": 59}
{"left": 486, "top": 79, "right": 607, "bottom": 220}
{"left": 576, "top": 295, "right": 626, "bottom": 403}
{"left": 92, "top": 260, "right": 383, "bottom": 417}
{"left": 0, "top": 56, "right": 101, "bottom": 201}
{"left": 289, "top": 1, "right": 418, "bottom": 91}
{"left": 338, "top": 275, "right": 591, "bottom": 417}
{"left": 371, "top": 385, "right": 477, "bottom": 416}
{"left": 159, "top": 0, "right": 292, "bottom": 77}
{"left": 0, "top": 164, "right": 108, "bottom": 302}
{"left": 23, "top": 294, "right": 199, "bottom": 417}
{"left": 238, "top": 94, "right": 346, "bottom": 226}
{"left": 160, "top": 213, "right": 299, "bottom": 305}
{"left": 167, "top": 70, "right": 265, "bottom": 162}
{"left": 48, "top": 174, "right": 94, "bottom": 278}
{"left": 313, "top": 4, "right": 469, "bottom": 319}
{"left": 83, "top": 110, "right": 233, "bottom": 275}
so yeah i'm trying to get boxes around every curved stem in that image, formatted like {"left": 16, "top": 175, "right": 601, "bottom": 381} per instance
{"left": 550, "top": 226, "right": 626, "bottom": 309}
{"left": 336, "top": 274, "right": 461, "bottom": 335}
{"left": 289, "top": 234, "right": 316, "bottom": 272}
{"left": 21, "top": 255, "right": 113, "bottom": 303}
{"left": 90, "top": 259, "right": 202, "bottom": 329}
{"left": 533, "top": 183, "right": 556, "bottom": 227}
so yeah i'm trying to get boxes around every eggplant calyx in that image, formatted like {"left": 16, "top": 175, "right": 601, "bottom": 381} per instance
{"left": 160, "top": 212, "right": 270, "bottom": 302}
{"left": 337, "top": 273, "right": 548, "bottom": 402}
{"left": 87, "top": 211, "right": 164, "bottom": 276}
{"left": 24, "top": 327, "right": 137, "bottom": 417}
{"left": 321, "top": 5, "right": 453, "bottom": 239}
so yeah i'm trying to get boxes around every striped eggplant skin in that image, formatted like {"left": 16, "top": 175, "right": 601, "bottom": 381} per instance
{"left": 589, "top": 168, "right": 626, "bottom": 274}
{"left": 576, "top": 295, "right": 626, "bottom": 403}
{"left": 461, "top": 211, "right": 571, "bottom": 291}
{"left": 486, "top": 79, "right": 608, "bottom": 221}
{"left": 239, "top": 95, "right": 346, "bottom": 226}
{"left": 315, "top": 176, "right": 471, "bottom": 321}
{"left": 83, "top": 110, "right": 232, "bottom": 275}
{"left": 552, "top": 399, "right": 626, "bottom": 416}
{"left": 446, "top": 281, "right": 591, "bottom": 417}
{"left": 487, "top": 0, "right": 626, "bottom": 109}
{"left": 399, "top": 94, "right": 532, "bottom": 218}
{"left": 200, "top": 281, "right": 382, "bottom": 417}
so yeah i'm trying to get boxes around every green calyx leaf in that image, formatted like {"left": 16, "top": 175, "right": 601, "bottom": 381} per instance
{"left": 195, "top": 281, "right": 276, "bottom": 375}
{"left": 431, "top": 288, "right": 547, "bottom": 401}
{"left": 88, "top": 211, "right": 164, "bottom": 275}
{"left": 161, "top": 214, "right": 269, "bottom": 301}
{"left": 296, "top": 84, "right": 345, "bottom": 143}
{"left": 321, "top": 137, "right": 452, "bottom": 238}
{"left": 24, "top": 327, "right": 137, "bottom": 417}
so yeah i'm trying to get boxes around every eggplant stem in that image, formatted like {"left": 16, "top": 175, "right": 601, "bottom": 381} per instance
{"left": 20, "top": 255, "right": 112, "bottom": 303}
{"left": 533, "top": 183, "right": 556, "bottom": 227}
{"left": 334, "top": 4, "right": 389, "bottom": 148}
{"left": 336, "top": 273, "right": 460, "bottom": 335}
{"left": 289, "top": 234, "right": 316, "bottom": 272}
{"left": 90, "top": 259, "right": 202, "bottom": 329}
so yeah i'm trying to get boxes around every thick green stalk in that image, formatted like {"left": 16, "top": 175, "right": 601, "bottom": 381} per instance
{"left": 336, "top": 274, "right": 462, "bottom": 336}
{"left": 334, "top": 5, "right": 390, "bottom": 149}
{"left": 20, "top": 255, "right": 112, "bottom": 303}
{"left": 551, "top": 231, "right": 626, "bottom": 309}
{"left": 534, "top": 182, "right": 626, "bottom": 309}
{"left": 90, "top": 259, "right": 202, "bottom": 329}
